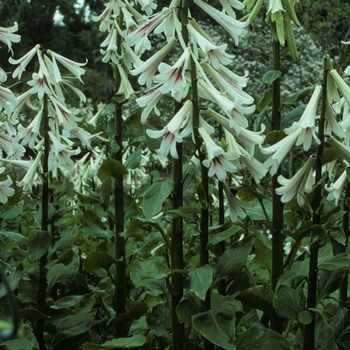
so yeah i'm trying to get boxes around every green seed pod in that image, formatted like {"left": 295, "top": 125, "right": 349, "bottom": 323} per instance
{"left": 283, "top": 0, "right": 301, "bottom": 26}
{"left": 285, "top": 16, "right": 299, "bottom": 63}
{"left": 248, "top": 0, "right": 264, "bottom": 24}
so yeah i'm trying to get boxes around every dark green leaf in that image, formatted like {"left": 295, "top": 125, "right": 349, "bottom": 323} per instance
{"left": 97, "top": 155, "right": 128, "bottom": 180}
{"left": 330, "top": 237, "right": 346, "bottom": 255}
{"left": 281, "top": 104, "right": 306, "bottom": 129}
{"left": 51, "top": 295, "right": 85, "bottom": 310}
{"left": 208, "top": 225, "right": 242, "bottom": 246}
{"left": 262, "top": 130, "right": 286, "bottom": 146}
{"left": 256, "top": 89, "right": 272, "bottom": 111}
{"left": 143, "top": 181, "right": 174, "bottom": 218}
{"left": 0, "top": 339, "right": 35, "bottom": 350}
{"left": 130, "top": 258, "right": 169, "bottom": 290}
{"left": 237, "top": 186, "right": 263, "bottom": 202}
{"left": 318, "top": 269, "right": 346, "bottom": 301}
{"left": 49, "top": 227, "right": 76, "bottom": 257}
{"left": 81, "top": 334, "right": 146, "bottom": 349}
{"left": 323, "top": 147, "right": 340, "bottom": 164}
{"left": 331, "top": 306, "right": 350, "bottom": 350}
{"left": 0, "top": 265, "right": 23, "bottom": 298}
{"left": 192, "top": 297, "right": 239, "bottom": 349}
{"left": 176, "top": 291, "right": 201, "bottom": 326}
{"left": 262, "top": 70, "right": 282, "bottom": 84}
{"left": 189, "top": 265, "right": 213, "bottom": 301}
{"left": 27, "top": 230, "right": 51, "bottom": 261}
{"left": 82, "top": 210, "right": 107, "bottom": 238}
{"left": 254, "top": 232, "right": 272, "bottom": 272}
{"left": 101, "top": 177, "right": 112, "bottom": 208}
{"left": 19, "top": 308, "right": 46, "bottom": 323}
{"left": 0, "top": 231, "right": 27, "bottom": 247}
{"left": 276, "top": 271, "right": 306, "bottom": 289}
{"left": 169, "top": 206, "right": 200, "bottom": 225}
{"left": 254, "top": 108, "right": 267, "bottom": 131}
{"left": 315, "top": 313, "right": 338, "bottom": 350}
{"left": 83, "top": 252, "right": 117, "bottom": 272}
{"left": 235, "top": 324, "right": 292, "bottom": 349}
{"left": 273, "top": 283, "right": 306, "bottom": 321}
{"left": 57, "top": 309, "right": 96, "bottom": 338}
{"left": 213, "top": 235, "right": 254, "bottom": 285}
{"left": 47, "top": 256, "right": 79, "bottom": 290}
{"left": 236, "top": 285, "right": 275, "bottom": 318}
{"left": 124, "top": 145, "right": 141, "bottom": 169}
{"left": 283, "top": 85, "right": 315, "bottom": 105}
{"left": 318, "top": 253, "right": 350, "bottom": 271}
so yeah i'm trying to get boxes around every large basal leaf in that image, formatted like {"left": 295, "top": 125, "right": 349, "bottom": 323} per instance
{"left": 189, "top": 265, "right": 213, "bottom": 301}
{"left": 47, "top": 256, "right": 79, "bottom": 290}
{"left": 57, "top": 309, "right": 96, "bottom": 338}
{"left": 213, "top": 235, "right": 254, "bottom": 285}
{"left": 192, "top": 297, "right": 239, "bottom": 349}
{"left": 83, "top": 251, "right": 117, "bottom": 273}
{"left": 81, "top": 334, "right": 146, "bottom": 349}
{"left": 27, "top": 230, "right": 51, "bottom": 261}
{"left": 143, "top": 180, "right": 174, "bottom": 219}
{"left": 236, "top": 285, "right": 275, "bottom": 319}
{"left": 273, "top": 283, "right": 306, "bottom": 321}
{"left": 235, "top": 324, "right": 292, "bottom": 349}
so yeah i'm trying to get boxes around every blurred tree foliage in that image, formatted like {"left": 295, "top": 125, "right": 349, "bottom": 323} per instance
{"left": 0, "top": 0, "right": 107, "bottom": 105}
{"left": 296, "top": 0, "right": 350, "bottom": 70}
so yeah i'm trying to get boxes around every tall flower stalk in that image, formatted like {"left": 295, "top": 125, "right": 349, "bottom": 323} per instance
{"left": 8, "top": 43, "right": 88, "bottom": 348}
{"left": 93, "top": 2, "right": 137, "bottom": 336}
{"left": 129, "top": 0, "right": 260, "bottom": 347}
{"left": 270, "top": 31, "right": 284, "bottom": 333}
{"left": 303, "top": 55, "right": 329, "bottom": 350}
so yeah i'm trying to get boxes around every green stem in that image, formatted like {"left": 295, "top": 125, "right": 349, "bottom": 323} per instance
{"left": 339, "top": 180, "right": 350, "bottom": 301}
{"left": 271, "top": 34, "right": 284, "bottom": 333}
{"left": 37, "top": 85, "right": 49, "bottom": 350}
{"left": 303, "top": 54, "right": 329, "bottom": 350}
{"left": 113, "top": 12, "right": 127, "bottom": 337}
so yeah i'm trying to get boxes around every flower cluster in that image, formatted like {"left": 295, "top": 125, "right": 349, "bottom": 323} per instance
{"left": 104, "top": 0, "right": 267, "bottom": 222}
{"left": 4, "top": 43, "right": 99, "bottom": 192}
{"left": 0, "top": 22, "right": 21, "bottom": 203}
